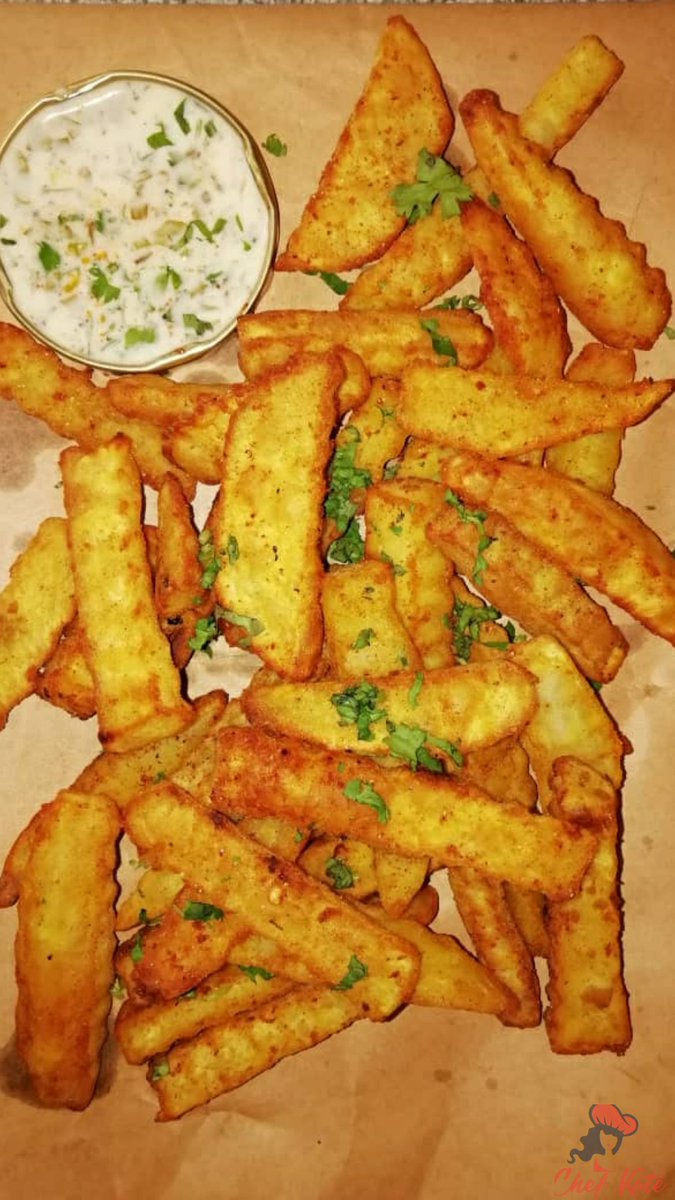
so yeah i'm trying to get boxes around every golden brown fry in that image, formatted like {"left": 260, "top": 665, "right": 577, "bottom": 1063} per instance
{"left": 115, "top": 965, "right": 294, "bottom": 1064}
{"left": 0, "top": 518, "right": 76, "bottom": 730}
{"left": 36, "top": 618, "right": 96, "bottom": 720}
{"left": 125, "top": 784, "right": 420, "bottom": 1018}
{"left": 152, "top": 984, "right": 365, "bottom": 1121}
{"left": 61, "top": 436, "right": 194, "bottom": 752}
{"left": 116, "top": 868, "right": 184, "bottom": 931}
{"left": 428, "top": 504, "right": 628, "bottom": 684}
{"left": 238, "top": 342, "right": 370, "bottom": 417}
{"left": 374, "top": 852, "right": 429, "bottom": 919}
{"left": 504, "top": 886, "right": 549, "bottom": 960}
{"left": 546, "top": 342, "right": 636, "bottom": 495}
{"left": 276, "top": 15, "right": 452, "bottom": 272}
{"left": 460, "top": 197, "right": 570, "bottom": 376}
{"left": 155, "top": 473, "right": 206, "bottom": 668}
{"left": 238, "top": 308, "right": 492, "bottom": 377}
{"left": 241, "top": 661, "right": 538, "bottom": 759}
{"left": 364, "top": 479, "right": 455, "bottom": 669}
{"left": 518, "top": 35, "right": 624, "bottom": 156}
{"left": 545, "top": 757, "right": 631, "bottom": 1054}
{"left": 460, "top": 90, "right": 671, "bottom": 350}
{"left": 14, "top": 790, "right": 119, "bottom": 1109}
{"left": 165, "top": 393, "right": 243, "bottom": 486}
{"left": 107, "top": 373, "right": 235, "bottom": 428}
{"left": 510, "top": 637, "right": 625, "bottom": 810}
{"left": 214, "top": 727, "right": 598, "bottom": 899}
{"left": 0, "top": 322, "right": 194, "bottom": 495}
{"left": 442, "top": 448, "right": 675, "bottom": 646}
{"left": 214, "top": 354, "right": 341, "bottom": 680}
{"left": 322, "top": 562, "right": 422, "bottom": 680}
{"left": 73, "top": 689, "right": 227, "bottom": 810}
{"left": 398, "top": 364, "right": 672, "bottom": 457}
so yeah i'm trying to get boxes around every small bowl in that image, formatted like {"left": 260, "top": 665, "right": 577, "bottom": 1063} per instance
{"left": 0, "top": 71, "right": 279, "bottom": 373}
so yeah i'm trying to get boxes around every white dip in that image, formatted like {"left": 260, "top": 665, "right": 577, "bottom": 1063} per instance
{"left": 0, "top": 77, "right": 272, "bottom": 367}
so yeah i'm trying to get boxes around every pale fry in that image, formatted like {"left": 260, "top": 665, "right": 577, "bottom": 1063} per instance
{"left": 0, "top": 322, "right": 194, "bottom": 495}
{"left": 428, "top": 504, "right": 628, "bottom": 683}
{"left": 61, "top": 436, "right": 194, "bottom": 752}
{"left": 242, "top": 661, "right": 537, "bottom": 759}
{"left": 214, "top": 354, "right": 341, "bottom": 680}
{"left": 460, "top": 90, "right": 671, "bottom": 350}
{"left": 545, "top": 758, "right": 631, "bottom": 1054}
{"left": 276, "top": 15, "right": 453, "bottom": 271}
{"left": 322, "top": 562, "right": 422, "bottom": 680}
{"left": 546, "top": 342, "right": 636, "bottom": 495}
{"left": 14, "top": 790, "right": 119, "bottom": 1108}
{"left": 442, "top": 449, "right": 675, "bottom": 645}
{"left": 398, "top": 365, "right": 672, "bottom": 457}
{"left": 214, "top": 727, "right": 598, "bottom": 898}
{"left": 125, "top": 784, "right": 420, "bottom": 1018}
{"left": 238, "top": 308, "right": 492, "bottom": 376}
{"left": 0, "top": 517, "right": 76, "bottom": 730}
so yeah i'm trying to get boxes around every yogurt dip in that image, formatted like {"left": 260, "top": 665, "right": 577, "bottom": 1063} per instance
{"left": 0, "top": 73, "right": 277, "bottom": 370}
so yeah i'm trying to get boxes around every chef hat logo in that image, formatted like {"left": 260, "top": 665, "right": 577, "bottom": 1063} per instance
{"left": 568, "top": 1103, "right": 639, "bottom": 1164}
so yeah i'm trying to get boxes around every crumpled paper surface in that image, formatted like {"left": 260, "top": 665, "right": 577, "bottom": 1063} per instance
{"left": 0, "top": 4, "right": 674, "bottom": 1197}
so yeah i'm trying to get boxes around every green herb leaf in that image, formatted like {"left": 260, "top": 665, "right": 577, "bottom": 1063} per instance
{"left": 205, "top": 120, "right": 217, "bottom": 138}
{"left": 111, "top": 976, "right": 127, "bottom": 1000}
{"left": 325, "top": 857, "right": 355, "bottom": 890}
{"left": 183, "top": 312, "right": 214, "bottom": 337}
{"left": 328, "top": 518, "right": 366, "bottom": 565}
{"left": 408, "top": 671, "right": 424, "bottom": 708}
{"left": 587, "top": 679, "right": 603, "bottom": 692}
{"left": 665, "top": 326, "right": 675, "bottom": 341}
{"left": 293, "top": 828, "right": 305, "bottom": 844}
{"left": 330, "top": 681, "right": 386, "bottom": 742}
{"left": 151, "top": 1059, "right": 171, "bottom": 1081}
{"left": 0, "top": 215, "right": 7, "bottom": 229}
{"left": 262, "top": 133, "right": 287, "bottom": 157}
{"left": 157, "top": 265, "right": 182, "bottom": 291}
{"left": 325, "top": 441, "right": 372, "bottom": 533}
{"left": 197, "top": 528, "right": 223, "bottom": 590}
{"left": 95, "top": 210, "right": 105, "bottom": 233}
{"left": 152, "top": 771, "right": 167, "bottom": 783}
{"left": 333, "top": 954, "right": 368, "bottom": 991}
{"left": 474, "top": 532, "right": 496, "bottom": 587}
{"left": 444, "top": 489, "right": 495, "bottom": 584}
{"left": 306, "top": 270, "right": 351, "bottom": 296}
{"left": 147, "top": 124, "right": 174, "bottom": 150}
{"left": 391, "top": 149, "right": 473, "bottom": 225}
{"left": 38, "top": 241, "right": 60, "bottom": 272}
{"left": 352, "top": 627, "right": 375, "bottom": 650}
{"left": 125, "top": 326, "right": 156, "bottom": 349}
{"left": 174, "top": 99, "right": 191, "bottom": 135}
{"left": 188, "top": 613, "right": 220, "bottom": 656}
{"left": 176, "top": 217, "right": 226, "bottom": 248}
{"left": 434, "top": 293, "right": 483, "bottom": 312}
{"left": 380, "top": 551, "right": 406, "bottom": 577}
{"left": 384, "top": 721, "right": 463, "bottom": 772}
{"left": 131, "top": 930, "right": 144, "bottom": 963}
{"left": 238, "top": 964, "right": 275, "bottom": 982}
{"left": 448, "top": 595, "right": 505, "bottom": 663}
{"left": 182, "top": 900, "right": 225, "bottom": 922}
{"left": 226, "top": 534, "right": 239, "bottom": 564}
{"left": 420, "top": 317, "right": 458, "bottom": 366}
{"left": 487, "top": 192, "right": 501, "bottom": 209}
{"left": 89, "top": 264, "right": 121, "bottom": 304}
{"left": 343, "top": 778, "right": 390, "bottom": 823}
{"left": 219, "top": 608, "right": 265, "bottom": 641}
{"left": 178, "top": 988, "right": 198, "bottom": 1002}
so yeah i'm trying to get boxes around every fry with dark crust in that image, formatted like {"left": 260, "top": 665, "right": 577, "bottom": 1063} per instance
{"left": 14, "top": 790, "right": 119, "bottom": 1109}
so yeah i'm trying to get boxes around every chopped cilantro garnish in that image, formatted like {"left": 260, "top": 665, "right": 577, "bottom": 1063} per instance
{"left": 380, "top": 551, "right": 406, "bottom": 577}
{"left": 147, "top": 124, "right": 173, "bottom": 149}
{"left": 124, "top": 326, "right": 156, "bottom": 349}
{"left": 448, "top": 595, "right": 505, "bottom": 663}
{"left": 0, "top": 215, "right": 7, "bottom": 229}
{"left": 343, "top": 778, "right": 390, "bottom": 824}
{"left": 94, "top": 210, "right": 105, "bottom": 233}
{"left": 487, "top": 192, "right": 501, "bottom": 209}
{"left": 219, "top": 608, "right": 265, "bottom": 649}
{"left": 226, "top": 534, "right": 239, "bottom": 564}
{"left": 391, "top": 149, "right": 473, "bottom": 225}
{"left": 38, "top": 241, "right": 60, "bottom": 272}
{"left": 188, "top": 613, "right": 220, "bottom": 656}
{"left": 474, "top": 532, "right": 496, "bottom": 587}
{"left": 389, "top": 523, "right": 403, "bottom": 536}
{"left": 333, "top": 954, "right": 368, "bottom": 991}
{"left": 434, "top": 293, "right": 483, "bottom": 312}
{"left": 131, "top": 930, "right": 144, "bottom": 963}
{"left": 152, "top": 771, "right": 167, "bottom": 783}
{"left": 176, "top": 217, "right": 226, "bottom": 249}
{"left": 328, "top": 518, "right": 366, "bottom": 564}
{"left": 352, "top": 627, "right": 375, "bottom": 650}
{"left": 157, "top": 265, "right": 182, "bottom": 291}
{"left": 89, "top": 264, "right": 120, "bottom": 304}
{"left": 293, "top": 828, "right": 305, "bottom": 844}
{"left": 665, "top": 326, "right": 675, "bottom": 341}
{"left": 330, "top": 680, "right": 386, "bottom": 741}
{"left": 205, "top": 119, "right": 217, "bottom": 138}
{"left": 178, "top": 988, "right": 198, "bottom": 1002}
{"left": 174, "top": 99, "right": 191, "bottom": 135}
{"left": 238, "top": 964, "right": 275, "bottom": 982}
{"left": 262, "top": 133, "right": 287, "bottom": 157}
{"left": 420, "top": 318, "right": 458, "bottom": 365}
{"left": 325, "top": 441, "right": 372, "bottom": 532}
{"left": 325, "top": 857, "right": 356, "bottom": 890}
{"left": 385, "top": 721, "right": 463, "bottom": 772}
{"left": 587, "top": 679, "right": 603, "bottom": 692}
{"left": 444, "top": 489, "right": 495, "bottom": 584}
{"left": 198, "top": 528, "right": 222, "bottom": 589}
{"left": 183, "top": 313, "right": 214, "bottom": 337}
{"left": 408, "top": 671, "right": 424, "bottom": 707}
{"left": 151, "top": 1059, "right": 171, "bottom": 1081}
{"left": 111, "top": 976, "right": 127, "bottom": 1000}
{"left": 306, "top": 270, "right": 351, "bottom": 296}
{"left": 182, "top": 900, "right": 224, "bottom": 922}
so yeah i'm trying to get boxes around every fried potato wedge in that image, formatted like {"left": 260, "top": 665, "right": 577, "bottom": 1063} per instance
{"left": 116, "top": 868, "right": 184, "bottom": 932}
{"left": 14, "top": 790, "right": 119, "bottom": 1109}
{"left": 36, "top": 618, "right": 96, "bottom": 720}
{"left": 510, "top": 637, "right": 625, "bottom": 810}
{"left": 214, "top": 727, "right": 597, "bottom": 899}
{"left": 373, "top": 852, "right": 429, "bottom": 919}
{"left": 61, "top": 436, "right": 194, "bottom": 751}
{"left": 238, "top": 308, "right": 492, "bottom": 377}
{"left": 398, "top": 365, "right": 672, "bottom": 457}
{"left": 238, "top": 342, "right": 370, "bottom": 417}
{"left": 0, "top": 323, "right": 194, "bottom": 495}
{"left": 214, "top": 354, "right": 341, "bottom": 680}
{"left": 337, "top": 378, "right": 407, "bottom": 483}
{"left": 107, "top": 374, "right": 236, "bottom": 429}
{"left": 442, "top": 449, "right": 675, "bottom": 645}
{"left": 460, "top": 90, "right": 671, "bottom": 350}
{"left": 241, "top": 661, "right": 537, "bottom": 759}
{"left": 125, "top": 784, "right": 420, "bottom": 1018}
{"left": 74, "top": 689, "right": 227, "bottom": 809}
{"left": 0, "top": 517, "right": 76, "bottom": 730}
{"left": 276, "top": 15, "right": 452, "bottom": 272}
{"left": 546, "top": 342, "right": 636, "bottom": 495}
{"left": 155, "top": 473, "right": 206, "bottom": 668}
{"left": 116, "top": 965, "right": 294, "bottom": 1064}
{"left": 322, "top": 562, "right": 422, "bottom": 680}
{"left": 342, "top": 35, "right": 623, "bottom": 312}
{"left": 364, "top": 479, "right": 455, "bottom": 670}
{"left": 152, "top": 984, "right": 365, "bottom": 1121}
{"left": 504, "top": 887, "right": 549, "bottom": 961}
{"left": 164, "top": 388, "right": 245, "bottom": 486}
{"left": 428, "top": 504, "right": 628, "bottom": 684}
{"left": 545, "top": 757, "right": 631, "bottom": 1054}
{"left": 460, "top": 197, "right": 570, "bottom": 377}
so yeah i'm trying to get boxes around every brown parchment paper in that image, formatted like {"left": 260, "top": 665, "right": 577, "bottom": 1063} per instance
{"left": 0, "top": 5, "right": 674, "bottom": 1198}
